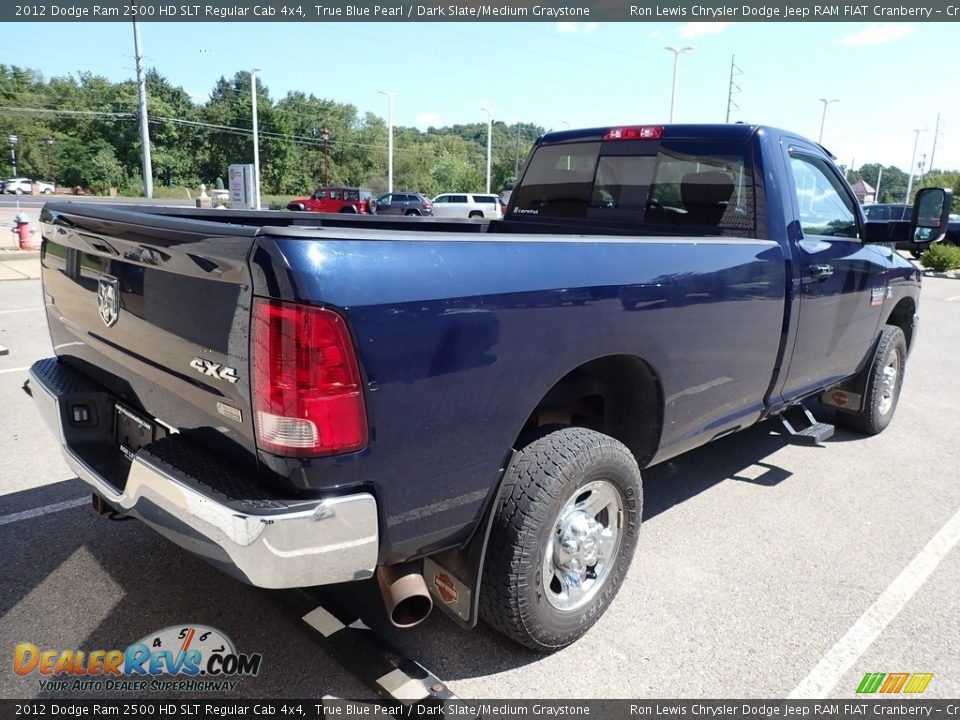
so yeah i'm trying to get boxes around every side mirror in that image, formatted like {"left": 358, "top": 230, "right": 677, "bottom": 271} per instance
{"left": 862, "top": 188, "right": 954, "bottom": 245}
{"left": 912, "top": 187, "right": 953, "bottom": 242}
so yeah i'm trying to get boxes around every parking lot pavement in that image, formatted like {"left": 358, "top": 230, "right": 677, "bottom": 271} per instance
{"left": 1, "top": 276, "right": 958, "bottom": 701}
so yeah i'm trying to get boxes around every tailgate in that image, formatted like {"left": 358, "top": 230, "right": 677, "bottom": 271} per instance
{"left": 39, "top": 203, "right": 260, "bottom": 472}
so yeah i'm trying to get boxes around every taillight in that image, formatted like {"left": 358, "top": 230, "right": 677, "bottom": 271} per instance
{"left": 252, "top": 299, "right": 368, "bottom": 457}
{"left": 604, "top": 126, "right": 663, "bottom": 141}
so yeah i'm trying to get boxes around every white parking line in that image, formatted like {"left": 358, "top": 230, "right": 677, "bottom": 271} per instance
{"left": 0, "top": 497, "right": 89, "bottom": 527}
{"left": 789, "top": 505, "right": 960, "bottom": 698}
{"left": 945, "top": 295, "right": 960, "bottom": 303}
{"left": 0, "top": 366, "right": 29, "bottom": 374}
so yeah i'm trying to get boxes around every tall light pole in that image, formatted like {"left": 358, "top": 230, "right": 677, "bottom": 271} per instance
{"left": 132, "top": 20, "right": 153, "bottom": 198}
{"left": 482, "top": 106, "right": 493, "bottom": 194}
{"left": 378, "top": 91, "right": 397, "bottom": 192}
{"left": 250, "top": 68, "right": 262, "bottom": 210}
{"left": 904, "top": 129, "right": 925, "bottom": 204}
{"left": 664, "top": 46, "right": 693, "bottom": 123}
{"left": 45, "top": 136, "right": 55, "bottom": 188}
{"left": 817, "top": 98, "right": 839, "bottom": 145}
{"left": 8, "top": 134, "right": 17, "bottom": 177}
{"left": 322, "top": 128, "right": 330, "bottom": 187}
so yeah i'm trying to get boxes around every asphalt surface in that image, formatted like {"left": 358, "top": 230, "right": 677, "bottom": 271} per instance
{"left": 1, "top": 273, "right": 958, "bottom": 701}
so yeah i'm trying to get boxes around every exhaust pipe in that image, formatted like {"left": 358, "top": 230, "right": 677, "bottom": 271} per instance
{"left": 376, "top": 563, "right": 433, "bottom": 628}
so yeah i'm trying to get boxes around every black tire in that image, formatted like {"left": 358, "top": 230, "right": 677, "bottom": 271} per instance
{"left": 404, "top": 210, "right": 420, "bottom": 216}
{"left": 339, "top": 206, "right": 357, "bottom": 214}
{"left": 836, "top": 325, "right": 907, "bottom": 435}
{"left": 911, "top": 245, "right": 928, "bottom": 259}
{"left": 287, "top": 203, "right": 304, "bottom": 211}
{"left": 468, "top": 211, "right": 483, "bottom": 219}
{"left": 479, "top": 427, "right": 642, "bottom": 651}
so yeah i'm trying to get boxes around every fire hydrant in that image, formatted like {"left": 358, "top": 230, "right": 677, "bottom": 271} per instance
{"left": 12, "top": 212, "right": 38, "bottom": 251}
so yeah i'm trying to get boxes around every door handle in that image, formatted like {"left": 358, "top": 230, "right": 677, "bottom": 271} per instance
{"left": 810, "top": 264, "right": 834, "bottom": 280}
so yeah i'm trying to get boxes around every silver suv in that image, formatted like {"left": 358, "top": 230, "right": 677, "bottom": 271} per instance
{"left": 431, "top": 193, "right": 502, "bottom": 220}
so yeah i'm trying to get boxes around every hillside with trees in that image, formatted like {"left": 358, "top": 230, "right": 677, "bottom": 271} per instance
{"left": 2, "top": 64, "right": 957, "bottom": 210}
{"left": 0, "top": 65, "right": 541, "bottom": 197}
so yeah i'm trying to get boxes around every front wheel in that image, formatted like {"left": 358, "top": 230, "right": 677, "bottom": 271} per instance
{"left": 836, "top": 325, "right": 907, "bottom": 435}
{"left": 479, "top": 427, "right": 642, "bottom": 651}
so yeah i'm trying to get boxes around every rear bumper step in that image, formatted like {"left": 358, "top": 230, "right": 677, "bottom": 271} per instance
{"left": 28, "top": 357, "right": 379, "bottom": 589}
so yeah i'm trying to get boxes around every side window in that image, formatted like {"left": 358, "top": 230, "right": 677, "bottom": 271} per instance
{"left": 863, "top": 205, "right": 888, "bottom": 221}
{"left": 314, "top": 189, "right": 327, "bottom": 200}
{"left": 789, "top": 154, "right": 858, "bottom": 238}
{"left": 329, "top": 190, "right": 341, "bottom": 200}
{"left": 344, "top": 190, "right": 359, "bottom": 201}
{"left": 451, "top": 195, "right": 469, "bottom": 204}
{"left": 434, "top": 196, "right": 447, "bottom": 204}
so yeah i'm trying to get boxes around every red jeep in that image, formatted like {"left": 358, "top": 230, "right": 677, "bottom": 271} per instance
{"left": 287, "top": 186, "right": 375, "bottom": 214}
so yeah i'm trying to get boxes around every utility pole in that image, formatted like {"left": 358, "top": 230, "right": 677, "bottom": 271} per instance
{"left": 482, "top": 107, "right": 493, "bottom": 194}
{"left": 514, "top": 122, "right": 521, "bottom": 178}
{"left": 250, "top": 68, "right": 261, "bottom": 210}
{"left": 875, "top": 166, "right": 883, "bottom": 203}
{"left": 904, "top": 129, "right": 924, "bottom": 204}
{"left": 725, "top": 54, "right": 741, "bottom": 123}
{"left": 8, "top": 135, "right": 17, "bottom": 177}
{"left": 132, "top": 20, "right": 153, "bottom": 198}
{"left": 928, "top": 113, "right": 940, "bottom": 172}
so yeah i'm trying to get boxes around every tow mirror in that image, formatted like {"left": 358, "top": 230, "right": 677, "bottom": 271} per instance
{"left": 862, "top": 188, "right": 953, "bottom": 245}
{"left": 912, "top": 187, "right": 953, "bottom": 242}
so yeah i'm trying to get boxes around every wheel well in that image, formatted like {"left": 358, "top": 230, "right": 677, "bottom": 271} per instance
{"left": 886, "top": 297, "right": 916, "bottom": 351}
{"left": 514, "top": 355, "right": 663, "bottom": 467}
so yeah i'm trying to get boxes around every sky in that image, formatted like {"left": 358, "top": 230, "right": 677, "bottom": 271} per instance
{"left": 4, "top": 20, "right": 958, "bottom": 174}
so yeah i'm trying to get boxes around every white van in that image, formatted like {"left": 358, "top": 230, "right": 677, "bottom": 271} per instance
{"left": 431, "top": 193, "right": 502, "bottom": 220}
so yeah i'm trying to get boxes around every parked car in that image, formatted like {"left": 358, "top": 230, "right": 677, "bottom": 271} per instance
{"left": 287, "top": 186, "right": 374, "bottom": 214}
{"left": 373, "top": 192, "right": 433, "bottom": 216}
{"left": 431, "top": 193, "right": 502, "bottom": 219}
{"left": 4, "top": 178, "right": 54, "bottom": 195}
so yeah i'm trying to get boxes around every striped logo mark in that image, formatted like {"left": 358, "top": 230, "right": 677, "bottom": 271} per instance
{"left": 857, "top": 672, "right": 933, "bottom": 694}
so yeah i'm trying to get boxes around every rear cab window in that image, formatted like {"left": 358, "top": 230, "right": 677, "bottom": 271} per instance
{"left": 511, "top": 133, "right": 757, "bottom": 236}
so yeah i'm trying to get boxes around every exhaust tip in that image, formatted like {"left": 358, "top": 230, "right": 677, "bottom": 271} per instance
{"left": 377, "top": 564, "right": 434, "bottom": 629}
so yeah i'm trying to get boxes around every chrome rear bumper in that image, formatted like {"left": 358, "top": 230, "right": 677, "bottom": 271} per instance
{"left": 28, "top": 357, "right": 379, "bottom": 589}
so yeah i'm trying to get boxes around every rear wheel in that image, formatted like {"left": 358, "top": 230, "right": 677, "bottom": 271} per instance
{"left": 468, "top": 211, "right": 483, "bottom": 219}
{"left": 404, "top": 210, "right": 420, "bottom": 216}
{"left": 480, "top": 427, "right": 642, "bottom": 651}
{"left": 339, "top": 206, "right": 357, "bottom": 214}
{"left": 836, "top": 325, "right": 907, "bottom": 435}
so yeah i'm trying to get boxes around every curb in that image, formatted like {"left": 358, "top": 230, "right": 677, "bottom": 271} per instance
{"left": 922, "top": 270, "right": 960, "bottom": 279}
{"left": 0, "top": 250, "right": 41, "bottom": 261}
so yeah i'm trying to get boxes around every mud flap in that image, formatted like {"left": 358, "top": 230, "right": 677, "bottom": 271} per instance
{"left": 423, "top": 450, "right": 515, "bottom": 630}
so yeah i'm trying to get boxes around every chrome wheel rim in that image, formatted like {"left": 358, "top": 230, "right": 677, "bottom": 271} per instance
{"left": 878, "top": 352, "right": 900, "bottom": 416}
{"left": 542, "top": 479, "right": 624, "bottom": 612}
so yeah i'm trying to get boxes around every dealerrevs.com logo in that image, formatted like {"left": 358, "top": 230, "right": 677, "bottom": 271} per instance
{"left": 14, "top": 625, "right": 262, "bottom": 693}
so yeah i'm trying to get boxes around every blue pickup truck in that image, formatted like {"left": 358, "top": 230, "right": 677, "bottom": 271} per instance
{"left": 27, "top": 124, "right": 952, "bottom": 651}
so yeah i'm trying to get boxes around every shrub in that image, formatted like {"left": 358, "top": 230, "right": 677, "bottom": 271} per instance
{"left": 920, "top": 243, "right": 960, "bottom": 272}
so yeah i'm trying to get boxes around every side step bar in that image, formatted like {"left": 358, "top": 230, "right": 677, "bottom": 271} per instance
{"left": 778, "top": 405, "right": 835, "bottom": 446}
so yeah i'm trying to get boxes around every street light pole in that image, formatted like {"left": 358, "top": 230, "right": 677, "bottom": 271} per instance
{"left": 250, "top": 68, "right": 262, "bottom": 210}
{"left": 664, "top": 46, "right": 693, "bottom": 123}
{"left": 378, "top": 91, "right": 396, "bottom": 193}
{"left": 46, "top": 136, "right": 56, "bottom": 188}
{"left": 322, "top": 128, "right": 330, "bottom": 187}
{"left": 8, "top": 134, "right": 17, "bottom": 177}
{"left": 817, "top": 98, "right": 839, "bottom": 145}
{"left": 482, "top": 106, "right": 493, "bottom": 194}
